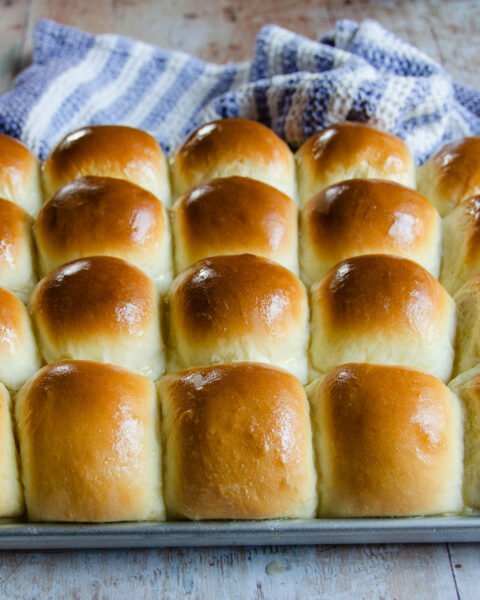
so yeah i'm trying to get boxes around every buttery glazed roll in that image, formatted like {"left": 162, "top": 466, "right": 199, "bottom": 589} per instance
{"left": 295, "top": 121, "right": 415, "bottom": 206}
{"left": 453, "top": 276, "right": 480, "bottom": 376}
{"left": 309, "top": 364, "right": 463, "bottom": 517}
{"left": 449, "top": 365, "right": 480, "bottom": 511}
{"left": 0, "top": 198, "right": 37, "bottom": 301}
{"left": 170, "top": 119, "right": 296, "bottom": 200}
{"left": 16, "top": 360, "right": 164, "bottom": 522}
{"left": 0, "top": 288, "right": 40, "bottom": 390}
{"left": 158, "top": 362, "right": 317, "bottom": 520}
{"left": 30, "top": 256, "right": 165, "bottom": 378}
{"left": 172, "top": 176, "right": 298, "bottom": 274}
{"left": 0, "top": 133, "right": 42, "bottom": 215}
{"left": 43, "top": 125, "right": 171, "bottom": 206}
{"left": 167, "top": 254, "right": 309, "bottom": 382}
{"left": 0, "top": 384, "right": 24, "bottom": 517}
{"left": 300, "top": 179, "right": 441, "bottom": 286}
{"left": 441, "top": 195, "right": 480, "bottom": 295}
{"left": 310, "top": 254, "right": 455, "bottom": 381}
{"left": 35, "top": 176, "right": 172, "bottom": 290}
{"left": 417, "top": 137, "right": 480, "bottom": 216}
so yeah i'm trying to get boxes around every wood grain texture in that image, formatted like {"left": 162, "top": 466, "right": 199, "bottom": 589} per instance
{"left": 0, "top": 1, "right": 480, "bottom": 598}
{"left": 0, "top": 544, "right": 460, "bottom": 600}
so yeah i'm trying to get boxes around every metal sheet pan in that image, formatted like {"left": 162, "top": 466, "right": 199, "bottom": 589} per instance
{"left": 0, "top": 517, "right": 479, "bottom": 550}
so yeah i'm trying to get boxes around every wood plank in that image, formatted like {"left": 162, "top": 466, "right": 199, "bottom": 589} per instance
{"left": 0, "top": 0, "right": 30, "bottom": 94}
{"left": 448, "top": 543, "right": 480, "bottom": 599}
{"left": 0, "top": 544, "right": 458, "bottom": 599}
{"left": 20, "top": 0, "right": 480, "bottom": 88}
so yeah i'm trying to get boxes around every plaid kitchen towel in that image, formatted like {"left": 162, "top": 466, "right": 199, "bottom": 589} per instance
{"left": 0, "top": 18, "right": 479, "bottom": 163}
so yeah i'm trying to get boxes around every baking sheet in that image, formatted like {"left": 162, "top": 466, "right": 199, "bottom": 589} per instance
{"left": 0, "top": 517, "right": 479, "bottom": 550}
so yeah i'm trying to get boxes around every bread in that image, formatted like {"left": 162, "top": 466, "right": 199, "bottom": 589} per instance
{"left": 170, "top": 118, "right": 296, "bottom": 200}
{"left": 167, "top": 254, "right": 309, "bottom": 382}
{"left": 0, "top": 287, "right": 41, "bottom": 390}
{"left": 172, "top": 176, "right": 298, "bottom": 274}
{"left": 449, "top": 365, "right": 480, "bottom": 511}
{"left": 0, "top": 383, "right": 24, "bottom": 517}
{"left": 417, "top": 137, "right": 480, "bottom": 216}
{"left": 300, "top": 178, "right": 441, "bottom": 286}
{"left": 43, "top": 125, "right": 171, "bottom": 206}
{"left": 30, "top": 256, "right": 165, "bottom": 378}
{"left": 158, "top": 362, "right": 317, "bottom": 520}
{"left": 0, "top": 198, "right": 37, "bottom": 301}
{"left": 453, "top": 276, "right": 480, "bottom": 376}
{"left": 309, "top": 363, "right": 463, "bottom": 517}
{"left": 310, "top": 254, "right": 455, "bottom": 381}
{"left": 15, "top": 360, "right": 164, "bottom": 522}
{"left": 0, "top": 133, "right": 42, "bottom": 215}
{"left": 441, "top": 195, "right": 480, "bottom": 295}
{"left": 295, "top": 122, "right": 415, "bottom": 207}
{"left": 35, "top": 176, "right": 172, "bottom": 291}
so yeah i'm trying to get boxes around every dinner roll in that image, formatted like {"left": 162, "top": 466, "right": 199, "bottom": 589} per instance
{"left": 417, "top": 137, "right": 480, "bottom": 216}
{"left": 0, "top": 288, "right": 41, "bottom": 390}
{"left": 172, "top": 176, "right": 298, "bottom": 274}
{"left": 441, "top": 195, "right": 480, "bottom": 295}
{"left": 35, "top": 176, "right": 172, "bottom": 290}
{"left": 0, "top": 133, "right": 42, "bottom": 215}
{"left": 449, "top": 365, "right": 480, "bottom": 511}
{"left": 170, "top": 119, "right": 296, "bottom": 200}
{"left": 308, "top": 363, "right": 463, "bottom": 517}
{"left": 167, "top": 254, "right": 309, "bottom": 382}
{"left": 43, "top": 125, "right": 171, "bottom": 206}
{"left": 453, "top": 276, "right": 480, "bottom": 376}
{"left": 158, "top": 362, "right": 317, "bottom": 520}
{"left": 295, "top": 121, "right": 415, "bottom": 206}
{"left": 0, "top": 384, "right": 24, "bottom": 517}
{"left": 30, "top": 256, "right": 164, "bottom": 378}
{"left": 0, "top": 198, "right": 37, "bottom": 301}
{"left": 16, "top": 360, "right": 164, "bottom": 522}
{"left": 310, "top": 254, "right": 455, "bottom": 381}
{"left": 300, "top": 179, "right": 441, "bottom": 286}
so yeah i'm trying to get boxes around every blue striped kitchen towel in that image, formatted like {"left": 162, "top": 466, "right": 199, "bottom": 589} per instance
{"left": 0, "top": 18, "right": 479, "bottom": 163}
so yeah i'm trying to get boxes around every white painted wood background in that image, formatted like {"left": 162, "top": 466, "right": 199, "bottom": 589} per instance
{"left": 0, "top": 1, "right": 479, "bottom": 598}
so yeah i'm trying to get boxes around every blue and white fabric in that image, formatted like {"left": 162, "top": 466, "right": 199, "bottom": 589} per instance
{"left": 0, "top": 18, "right": 479, "bottom": 163}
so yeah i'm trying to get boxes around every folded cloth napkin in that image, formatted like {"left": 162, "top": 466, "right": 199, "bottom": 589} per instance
{"left": 0, "top": 18, "right": 479, "bottom": 162}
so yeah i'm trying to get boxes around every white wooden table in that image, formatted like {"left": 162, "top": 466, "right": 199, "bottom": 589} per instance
{"left": 1, "top": 1, "right": 479, "bottom": 597}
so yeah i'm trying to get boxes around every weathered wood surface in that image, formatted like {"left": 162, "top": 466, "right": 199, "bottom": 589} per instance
{"left": 0, "top": 1, "right": 480, "bottom": 598}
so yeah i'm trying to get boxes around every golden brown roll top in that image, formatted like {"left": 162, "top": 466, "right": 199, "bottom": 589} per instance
{"left": 0, "top": 133, "right": 42, "bottom": 215}
{"left": 167, "top": 254, "right": 309, "bottom": 382}
{"left": 35, "top": 176, "right": 172, "bottom": 290}
{"left": 0, "top": 287, "right": 41, "bottom": 390}
{"left": 308, "top": 363, "right": 463, "bottom": 517}
{"left": 300, "top": 179, "right": 441, "bottom": 286}
{"left": 310, "top": 254, "right": 455, "bottom": 381}
{"left": 449, "top": 366, "right": 480, "bottom": 511}
{"left": 295, "top": 121, "right": 415, "bottom": 207}
{"left": 441, "top": 195, "right": 480, "bottom": 295}
{"left": 158, "top": 362, "right": 317, "bottom": 520}
{"left": 0, "top": 198, "right": 37, "bottom": 301}
{"left": 453, "top": 275, "right": 480, "bottom": 376}
{"left": 170, "top": 118, "right": 296, "bottom": 200}
{"left": 0, "top": 384, "right": 24, "bottom": 517}
{"left": 30, "top": 256, "right": 165, "bottom": 378}
{"left": 43, "top": 125, "right": 171, "bottom": 206}
{"left": 417, "top": 137, "right": 480, "bottom": 216}
{"left": 172, "top": 176, "right": 298, "bottom": 274}
{"left": 16, "top": 360, "right": 164, "bottom": 522}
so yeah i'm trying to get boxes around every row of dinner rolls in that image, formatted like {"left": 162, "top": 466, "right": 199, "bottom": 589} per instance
{"left": 3, "top": 119, "right": 480, "bottom": 216}
{"left": 3, "top": 359, "right": 480, "bottom": 522}
{"left": 0, "top": 250, "right": 462, "bottom": 389}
